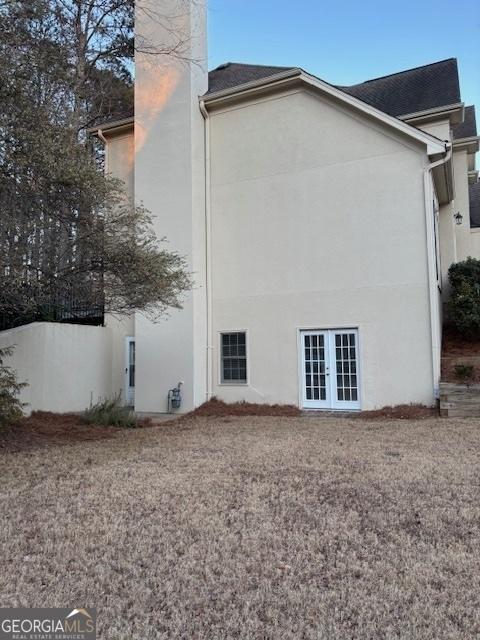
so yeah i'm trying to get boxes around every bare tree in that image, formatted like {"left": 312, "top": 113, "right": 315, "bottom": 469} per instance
{"left": 0, "top": 0, "right": 193, "bottom": 329}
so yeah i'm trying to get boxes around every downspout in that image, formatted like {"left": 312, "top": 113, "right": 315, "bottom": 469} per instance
{"left": 96, "top": 128, "right": 107, "bottom": 145}
{"left": 423, "top": 142, "right": 452, "bottom": 400}
{"left": 199, "top": 99, "right": 213, "bottom": 401}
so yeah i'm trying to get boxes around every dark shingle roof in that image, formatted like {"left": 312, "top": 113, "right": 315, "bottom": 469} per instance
{"left": 207, "top": 62, "right": 293, "bottom": 94}
{"left": 88, "top": 108, "right": 134, "bottom": 132}
{"left": 470, "top": 181, "right": 480, "bottom": 228}
{"left": 453, "top": 105, "right": 477, "bottom": 140}
{"left": 96, "top": 59, "right": 472, "bottom": 135}
{"left": 339, "top": 58, "right": 460, "bottom": 117}
{"left": 207, "top": 58, "right": 462, "bottom": 119}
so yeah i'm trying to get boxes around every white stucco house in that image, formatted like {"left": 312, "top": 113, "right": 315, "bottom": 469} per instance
{"left": 2, "top": 1, "right": 479, "bottom": 414}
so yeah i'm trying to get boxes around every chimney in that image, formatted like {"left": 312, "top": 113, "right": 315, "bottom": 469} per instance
{"left": 134, "top": 0, "right": 208, "bottom": 413}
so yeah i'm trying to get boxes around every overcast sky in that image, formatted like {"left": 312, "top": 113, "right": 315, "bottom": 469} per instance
{"left": 208, "top": 0, "right": 480, "bottom": 110}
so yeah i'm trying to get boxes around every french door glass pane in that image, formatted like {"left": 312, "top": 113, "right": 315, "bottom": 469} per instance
{"left": 304, "top": 334, "right": 326, "bottom": 401}
{"left": 335, "top": 332, "right": 358, "bottom": 403}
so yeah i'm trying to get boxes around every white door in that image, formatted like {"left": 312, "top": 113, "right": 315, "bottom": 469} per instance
{"left": 301, "top": 331, "right": 331, "bottom": 409}
{"left": 300, "top": 329, "right": 360, "bottom": 410}
{"left": 125, "top": 337, "right": 135, "bottom": 406}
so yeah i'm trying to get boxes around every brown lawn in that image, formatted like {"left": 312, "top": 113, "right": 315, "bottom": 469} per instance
{"left": 1, "top": 414, "right": 480, "bottom": 639}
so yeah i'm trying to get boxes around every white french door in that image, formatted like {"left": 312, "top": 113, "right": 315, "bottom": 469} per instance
{"left": 300, "top": 329, "right": 360, "bottom": 410}
{"left": 124, "top": 337, "right": 135, "bottom": 407}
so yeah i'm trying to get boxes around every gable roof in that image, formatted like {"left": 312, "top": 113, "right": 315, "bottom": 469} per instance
{"left": 207, "top": 58, "right": 461, "bottom": 119}
{"left": 470, "top": 181, "right": 480, "bottom": 228}
{"left": 93, "top": 58, "right": 468, "bottom": 141}
{"left": 453, "top": 105, "right": 477, "bottom": 140}
{"left": 203, "top": 66, "right": 447, "bottom": 156}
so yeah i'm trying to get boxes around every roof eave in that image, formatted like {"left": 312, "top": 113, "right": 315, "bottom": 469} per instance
{"left": 202, "top": 67, "right": 303, "bottom": 103}
{"left": 453, "top": 135, "right": 480, "bottom": 154}
{"left": 87, "top": 116, "right": 134, "bottom": 136}
{"left": 399, "top": 102, "right": 464, "bottom": 126}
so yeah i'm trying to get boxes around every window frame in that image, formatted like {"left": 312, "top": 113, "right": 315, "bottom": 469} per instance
{"left": 219, "top": 330, "right": 249, "bottom": 385}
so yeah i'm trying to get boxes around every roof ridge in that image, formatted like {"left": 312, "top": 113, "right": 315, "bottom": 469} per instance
{"left": 351, "top": 58, "right": 457, "bottom": 86}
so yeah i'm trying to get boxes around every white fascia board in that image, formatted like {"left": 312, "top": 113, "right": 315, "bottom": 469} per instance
{"left": 399, "top": 102, "right": 465, "bottom": 125}
{"left": 202, "top": 70, "right": 447, "bottom": 156}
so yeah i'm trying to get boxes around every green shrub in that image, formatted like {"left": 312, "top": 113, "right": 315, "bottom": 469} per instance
{"left": 0, "top": 346, "right": 28, "bottom": 428}
{"left": 454, "top": 363, "right": 475, "bottom": 382}
{"left": 83, "top": 395, "right": 138, "bottom": 428}
{"left": 448, "top": 257, "right": 480, "bottom": 339}
{"left": 448, "top": 257, "right": 480, "bottom": 290}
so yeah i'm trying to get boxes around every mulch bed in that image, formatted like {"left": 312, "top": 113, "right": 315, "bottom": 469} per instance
{"left": 442, "top": 326, "right": 480, "bottom": 357}
{"left": 189, "top": 397, "right": 301, "bottom": 417}
{"left": 0, "top": 411, "right": 122, "bottom": 453}
{"left": 355, "top": 404, "right": 437, "bottom": 420}
{"left": 2, "top": 400, "right": 437, "bottom": 454}
{"left": 441, "top": 326, "right": 480, "bottom": 383}
{"left": 186, "top": 398, "right": 436, "bottom": 420}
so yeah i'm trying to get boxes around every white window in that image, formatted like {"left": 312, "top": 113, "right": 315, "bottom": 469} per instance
{"left": 221, "top": 332, "right": 247, "bottom": 383}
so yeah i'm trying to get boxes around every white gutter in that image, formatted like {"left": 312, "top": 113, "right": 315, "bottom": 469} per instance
{"left": 423, "top": 143, "right": 452, "bottom": 399}
{"left": 199, "top": 99, "right": 213, "bottom": 401}
{"left": 87, "top": 116, "right": 134, "bottom": 136}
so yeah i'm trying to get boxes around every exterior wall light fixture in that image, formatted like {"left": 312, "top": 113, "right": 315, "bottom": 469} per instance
{"left": 454, "top": 212, "right": 463, "bottom": 225}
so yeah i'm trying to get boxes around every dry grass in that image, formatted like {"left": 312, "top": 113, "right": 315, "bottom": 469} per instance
{"left": 1, "top": 415, "right": 480, "bottom": 639}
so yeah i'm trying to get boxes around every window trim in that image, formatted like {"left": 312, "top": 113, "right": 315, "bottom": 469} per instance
{"left": 218, "top": 330, "right": 249, "bottom": 385}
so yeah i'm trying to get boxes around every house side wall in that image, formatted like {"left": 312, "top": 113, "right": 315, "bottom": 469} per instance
{"left": 0, "top": 323, "right": 113, "bottom": 413}
{"left": 417, "top": 119, "right": 451, "bottom": 143}
{"left": 208, "top": 90, "right": 435, "bottom": 409}
{"left": 439, "top": 201, "right": 456, "bottom": 296}
{"left": 105, "top": 130, "right": 134, "bottom": 198}
{"left": 454, "top": 149, "right": 480, "bottom": 261}
{"left": 472, "top": 229, "right": 480, "bottom": 256}
{"left": 103, "top": 128, "right": 135, "bottom": 403}
{"left": 436, "top": 146, "right": 480, "bottom": 299}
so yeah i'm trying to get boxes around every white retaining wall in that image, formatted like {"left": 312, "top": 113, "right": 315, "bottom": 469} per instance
{"left": 0, "top": 322, "right": 113, "bottom": 414}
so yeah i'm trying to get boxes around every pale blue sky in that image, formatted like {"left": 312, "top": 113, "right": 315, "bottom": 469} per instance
{"left": 208, "top": 0, "right": 480, "bottom": 110}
